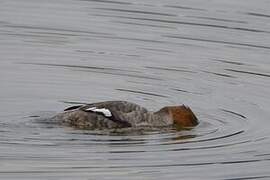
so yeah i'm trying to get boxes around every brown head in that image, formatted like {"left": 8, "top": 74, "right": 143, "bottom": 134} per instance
{"left": 157, "top": 105, "right": 199, "bottom": 128}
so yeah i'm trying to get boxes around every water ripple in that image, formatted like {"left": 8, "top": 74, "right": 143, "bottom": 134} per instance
{"left": 165, "top": 35, "right": 270, "bottom": 50}
{"left": 94, "top": 7, "right": 176, "bottom": 17}
{"left": 1, "top": 0, "right": 270, "bottom": 179}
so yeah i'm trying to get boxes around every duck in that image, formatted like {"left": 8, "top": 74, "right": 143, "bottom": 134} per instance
{"left": 52, "top": 101, "right": 198, "bottom": 130}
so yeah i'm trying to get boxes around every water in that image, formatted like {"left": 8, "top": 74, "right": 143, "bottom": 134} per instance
{"left": 1, "top": 0, "right": 270, "bottom": 179}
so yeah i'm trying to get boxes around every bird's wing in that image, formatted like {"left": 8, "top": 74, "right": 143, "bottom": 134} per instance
{"left": 83, "top": 101, "right": 146, "bottom": 113}
{"left": 63, "top": 101, "right": 148, "bottom": 127}
{"left": 64, "top": 105, "right": 83, "bottom": 111}
{"left": 80, "top": 101, "right": 143, "bottom": 127}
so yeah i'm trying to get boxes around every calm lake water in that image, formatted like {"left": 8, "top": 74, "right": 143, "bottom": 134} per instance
{"left": 1, "top": 0, "right": 270, "bottom": 179}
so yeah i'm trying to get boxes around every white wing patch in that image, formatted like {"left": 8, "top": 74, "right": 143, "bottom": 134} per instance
{"left": 85, "top": 107, "right": 112, "bottom": 117}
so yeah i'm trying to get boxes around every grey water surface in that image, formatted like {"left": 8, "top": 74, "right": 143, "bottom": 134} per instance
{"left": 1, "top": 0, "right": 270, "bottom": 179}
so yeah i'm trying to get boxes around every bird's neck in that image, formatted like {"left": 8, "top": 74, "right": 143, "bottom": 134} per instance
{"left": 148, "top": 110, "right": 173, "bottom": 126}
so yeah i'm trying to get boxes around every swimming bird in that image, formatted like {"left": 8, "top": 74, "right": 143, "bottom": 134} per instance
{"left": 52, "top": 101, "right": 198, "bottom": 130}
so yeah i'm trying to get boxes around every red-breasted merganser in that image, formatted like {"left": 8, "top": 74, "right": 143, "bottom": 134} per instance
{"left": 53, "top": 101, "right": 198, "bottom": 129}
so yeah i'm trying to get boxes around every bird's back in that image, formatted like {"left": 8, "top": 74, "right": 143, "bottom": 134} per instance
{"left": 54, "top": 101, "right": 150, "bottom": 129}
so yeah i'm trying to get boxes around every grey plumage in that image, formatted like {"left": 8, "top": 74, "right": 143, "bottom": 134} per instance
{"left": 53, "top": 101, "right": 172, "bottom": 129}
